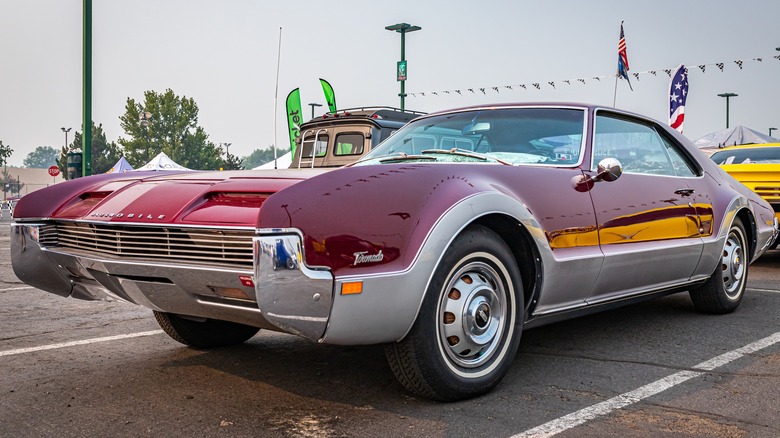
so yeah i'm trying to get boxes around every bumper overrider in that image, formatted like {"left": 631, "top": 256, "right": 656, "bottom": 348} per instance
{"left": 11, "top": 222, "right": 334, "bottom": 341}
{"left": 253, "top": 230, "right": 334, "bottom": 341}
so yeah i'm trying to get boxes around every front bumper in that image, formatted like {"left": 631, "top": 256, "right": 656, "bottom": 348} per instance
{"left": 11, "top": 222, "right": 334, "bottom": 340}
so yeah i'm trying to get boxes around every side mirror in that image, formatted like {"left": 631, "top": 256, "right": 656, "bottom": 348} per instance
{"left": 596, "top": 157, "right": 622, "bottom": 182}
{"left": 572, "top": 157, "right": 623, "bottom": 192}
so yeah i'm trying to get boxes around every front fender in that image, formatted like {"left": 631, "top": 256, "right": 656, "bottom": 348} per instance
{"left": 322, "top": 191, "right": 542, "bottom": 345}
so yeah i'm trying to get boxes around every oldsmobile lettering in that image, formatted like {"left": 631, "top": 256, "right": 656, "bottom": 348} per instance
{"left": 89, "top": 212, "right": 165, "bottom": 220}
{"left": 353, "top": 250, "right": 384, "bottom": 265}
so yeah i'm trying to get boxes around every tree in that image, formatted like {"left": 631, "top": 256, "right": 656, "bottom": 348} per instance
{"left": 242, "top": 146, "right": 290, "bottom": 169}
{"left": 118, "top": 89, "right": 222, "bottom": 170}
{"left": 57, "top": 122, "right": 122, "bottom": 179}
{"left": 0, "top": 141, "right": 12, "bottom": 168}
{"left": 222, "top": 151, "right": 244, "bottom": 170}
{"left": 24, "top": 146, "right": 59, "bottom": 168}
{"left": 1, "top": 141, "right": 14, "bottom": 200}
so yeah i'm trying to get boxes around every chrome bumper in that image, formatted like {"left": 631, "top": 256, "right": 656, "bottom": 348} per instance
{"left": 253, "top": 231, "right": 334, "bottom": 342}
{"left": 11, "top": 222, "right": 334, "bottom": 342}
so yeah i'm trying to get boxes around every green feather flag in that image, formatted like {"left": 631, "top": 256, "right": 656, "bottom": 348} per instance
{"left": 319, "top": 78, "right": 337, "bottom": 113}
{"left": 285, "top": 88, "right": 302, "bottom": 156}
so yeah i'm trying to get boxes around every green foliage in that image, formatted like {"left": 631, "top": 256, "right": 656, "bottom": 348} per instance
{"left": 118, "top": 89, "right": 223, "bottom": 170}
{"left": 221, "top": 150, "right": 244, "bottom": 170}
{"left": 242, "top": 146, "right": 290, "bottom": 169}
{"left": 57, "top": 122, "right": 122, "bottom": 179}
{"left": 0, "top": 140, "right": 13, "bottom": 168}
{"left": 24, "top": 146, "right": 59, "bottom": 168}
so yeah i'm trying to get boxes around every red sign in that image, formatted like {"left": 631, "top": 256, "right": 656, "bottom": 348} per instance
{"left": 48, "top": 165, "right": 60, "bottom": 177}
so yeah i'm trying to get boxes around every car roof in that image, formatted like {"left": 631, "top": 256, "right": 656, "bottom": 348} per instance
{"left": 716, "top": 143, "right": 780, "bottom": 151}
{"left": 303, "top": 106, "right": 426, "bottom": 128}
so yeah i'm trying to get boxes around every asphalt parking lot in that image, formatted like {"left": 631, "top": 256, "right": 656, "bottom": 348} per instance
{"left": 1, "top": 217, "right": 779, "bottom": 437}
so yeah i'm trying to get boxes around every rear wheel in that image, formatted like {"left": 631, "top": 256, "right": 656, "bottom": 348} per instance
{"left": 153, "top": 311, "right": 260, "bottom": 349}
{"left": 385, "top": 225, "right": 524, "bottom": 401}
{"left": 689, "top": 218, "right": 748, "bottom": 314}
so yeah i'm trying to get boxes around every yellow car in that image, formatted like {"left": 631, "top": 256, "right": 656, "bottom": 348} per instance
{"left": 710, "top": 143, "right": 780, "bottom": 248}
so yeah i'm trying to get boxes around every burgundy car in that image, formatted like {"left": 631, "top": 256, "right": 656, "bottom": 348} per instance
{"left": 11, "top": 103, "right": 777, "bottom": 401}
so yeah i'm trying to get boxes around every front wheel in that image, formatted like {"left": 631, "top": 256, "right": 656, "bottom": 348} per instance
{"left": 689, "top": 218, "right": 748, "bottom": 314}
{"left": 153, "top": 311, "right": 260, "bottom": 349}
{"left": 385, "top": 225, "right": 524, "bottom": 401}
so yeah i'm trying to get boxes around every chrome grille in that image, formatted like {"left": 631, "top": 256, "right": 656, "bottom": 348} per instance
{"left": 42, "top": 222, "right": 255, "bottom": 269}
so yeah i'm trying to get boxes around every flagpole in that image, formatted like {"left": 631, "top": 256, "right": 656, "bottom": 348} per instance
{"left": 613, "top": 74, "right": 618, "bottom": 107}
{"left": 272, "top": 27, "right": 282, "bottom": 169}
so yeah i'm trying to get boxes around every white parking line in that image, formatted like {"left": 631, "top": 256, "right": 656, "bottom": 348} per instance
{"left": 0, "top": 330, "right": 164, "bottom": 358}
{"left": 0, "top": 286, "right": 34, "bottom": 292}
{"left": 747, "top": 287, "right": 780, "bottom": 294}
{"left": 513, "top": 331, "right": 780, "bottom": 438}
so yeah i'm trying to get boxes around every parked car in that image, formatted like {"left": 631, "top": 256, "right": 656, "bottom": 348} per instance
{"left": 290, "top": 106, "right": 425, "bottom": 168}
{"left": 0, "top": 200, "right": 12, "bottom": 218}
{"left": 11, "top": 103, "right": 777, "bottom": 401}
{"left": 710, "top": 144, "right": 780, "bottom": 248}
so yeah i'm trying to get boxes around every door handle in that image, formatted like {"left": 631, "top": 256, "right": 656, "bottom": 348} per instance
{"left": 674, "top": 188, "right": 695, "bottom": 196}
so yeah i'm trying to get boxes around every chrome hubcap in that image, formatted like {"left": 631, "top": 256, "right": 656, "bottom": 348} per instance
{"left": 439, "top": 261, "right": 506, "bottom": 368}
{"left": 721, "top": 230, "right": 744, "bottom": 297}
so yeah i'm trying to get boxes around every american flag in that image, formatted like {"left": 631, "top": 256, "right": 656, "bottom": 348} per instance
{"left": 669, "top": 64, "right": 689, "bottom": 133}
{"left": 617, "top": 22, "right": 632, "bottom": 90}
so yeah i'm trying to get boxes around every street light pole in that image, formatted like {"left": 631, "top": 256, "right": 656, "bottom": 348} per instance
{"left": 386, "top": 22, "right": 421, "bottom": 111}
{"left": 61, "top": 127, "right": 72, "bottom": 150}
{"left": 717, "top": 93, "right": 738, "bottom": 129}
{"left": 308, "top": 103, "right": 323, "bottom": 120}
{"left": 770, "top": 127, "right": 778, "bottom": 137}
{"left": 139, "top": 112, "right": 151, "bottom": 161}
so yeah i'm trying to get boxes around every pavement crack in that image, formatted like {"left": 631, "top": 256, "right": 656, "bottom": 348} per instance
{"left": 522, "top": 351, "right": 778, "bottom": 377}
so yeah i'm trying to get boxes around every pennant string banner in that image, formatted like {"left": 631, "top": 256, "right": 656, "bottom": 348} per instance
{"left": 408, "top": 54, "right": 778, "bottom": 97}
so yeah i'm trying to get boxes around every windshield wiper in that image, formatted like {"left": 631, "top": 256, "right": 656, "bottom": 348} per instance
{"left": 421, "top": 148, "right": 510, "bottom": 165}
{"left": 378, "top": 153, "right": 437, "bottom": 163}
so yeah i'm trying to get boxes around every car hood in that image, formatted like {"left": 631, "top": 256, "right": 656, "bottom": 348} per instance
{"left": 14, "top": 169, "right": 329, "bottom": 227}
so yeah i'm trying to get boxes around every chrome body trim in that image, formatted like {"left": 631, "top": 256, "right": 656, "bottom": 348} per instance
{"left": 253, "top": 233, "right": 334, "bottom": 341}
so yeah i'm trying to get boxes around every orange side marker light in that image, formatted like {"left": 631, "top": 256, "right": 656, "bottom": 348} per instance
{"left": 341, "top": 281, "right": 363, "bottom": 295}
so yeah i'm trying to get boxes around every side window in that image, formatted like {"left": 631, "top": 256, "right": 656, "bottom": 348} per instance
{"left": 656, "top": 130, "right": 697, "bottom": 177}
{"left": 334, "top": 133, "right": 365, "bottom": 156}
{"left": 593, "top": 114, "right": 678, "bottom": 176}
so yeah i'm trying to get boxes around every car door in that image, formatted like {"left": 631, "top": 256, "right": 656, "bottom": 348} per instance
{"left": 586, "top": 111, "right": 705, "bottom": 304}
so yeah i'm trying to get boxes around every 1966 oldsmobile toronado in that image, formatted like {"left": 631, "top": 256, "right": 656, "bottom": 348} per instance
{"left": 11, "top": 103, "right": 777, "bottom": 401}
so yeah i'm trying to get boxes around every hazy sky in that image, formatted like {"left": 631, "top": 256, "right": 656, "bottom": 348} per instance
{"left": 1, "top": 0, "right": 778, "bottom": 167}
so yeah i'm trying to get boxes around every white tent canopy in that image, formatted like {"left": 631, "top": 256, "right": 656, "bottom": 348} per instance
{"left": 134, "top": 152, "right": 191, "bottom": 171}
{"left": 693, "top": 125, "right": 779, "bottom": 150}
{"left": 254, "top": 151, "right": 292, "bottom": 170}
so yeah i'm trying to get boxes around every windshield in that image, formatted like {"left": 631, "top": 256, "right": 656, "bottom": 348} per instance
{"left": 358, "top": 107, "right": 586, "bottom": 166}
{"left": 710, "top": 147, "right": 780, "bottom": 164}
